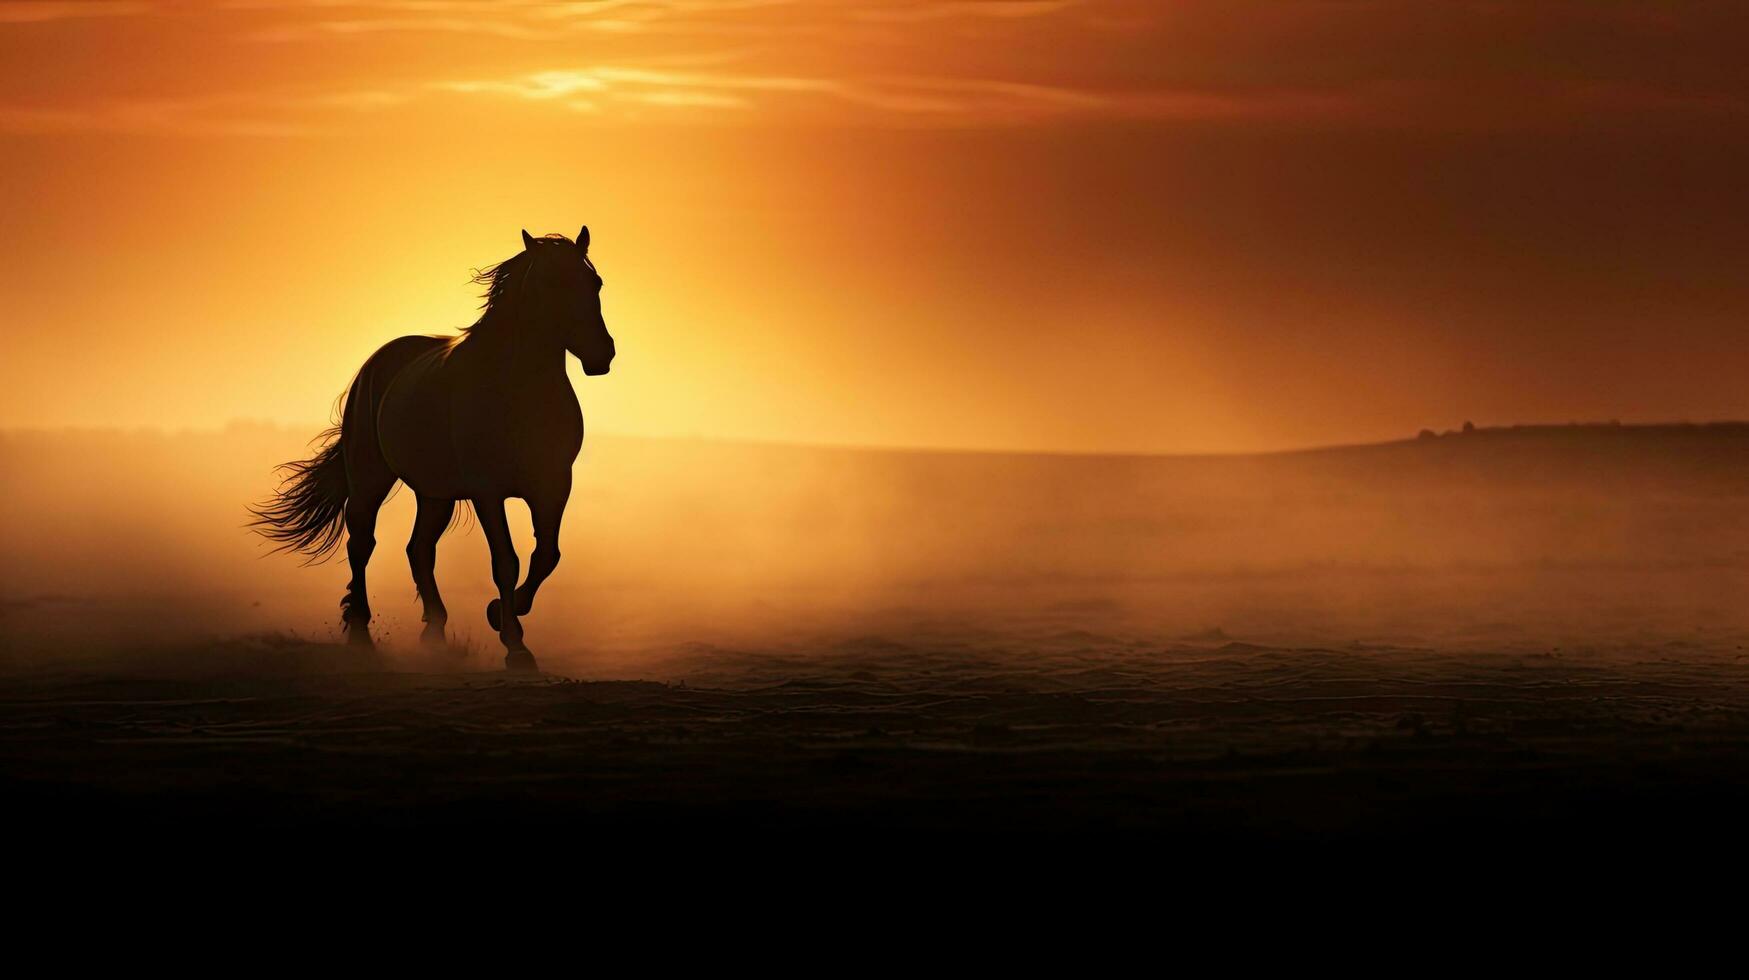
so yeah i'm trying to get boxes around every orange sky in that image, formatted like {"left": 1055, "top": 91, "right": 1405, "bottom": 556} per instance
{"left": 3, "top": 1, "right": 1748, "bottom": 453}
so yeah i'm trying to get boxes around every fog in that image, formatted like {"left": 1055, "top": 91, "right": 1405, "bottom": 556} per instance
{"left": 5, "top": 422, "right": 1749, "bottom": 676}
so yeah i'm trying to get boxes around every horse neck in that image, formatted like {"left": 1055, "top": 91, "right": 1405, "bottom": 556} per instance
{"left": 464, "top": 306, "right": 567, "bottom": 374}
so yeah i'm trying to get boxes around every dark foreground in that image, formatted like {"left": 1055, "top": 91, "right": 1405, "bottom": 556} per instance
{"left": 8, "top": 634, "right": 1749, "bottom": 865}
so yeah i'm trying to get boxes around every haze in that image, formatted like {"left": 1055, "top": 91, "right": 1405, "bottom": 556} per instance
{"left": 4, "top": 1, "right": 1748, "bottom": 453}
{"left": 8, "top": 424, "right": 1749, "bottom": 677}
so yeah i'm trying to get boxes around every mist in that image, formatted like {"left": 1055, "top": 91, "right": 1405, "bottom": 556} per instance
{"left": 6, "top": 422, "right": 1748, "bottom": 678}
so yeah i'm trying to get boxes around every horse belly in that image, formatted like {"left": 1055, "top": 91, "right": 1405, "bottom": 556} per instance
{"left": 377, "top": 355, "right": 468, "bottom": 498}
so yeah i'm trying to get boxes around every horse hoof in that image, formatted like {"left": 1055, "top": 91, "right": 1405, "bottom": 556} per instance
{"left": 486, "top": 598, "right": 503, "bottom": 631}
{"left": 345, "top": 624, "right": 374, "bottom": 647}
{"left": 420, "top": 622, "right": 447, "bottom": 646}
{"left": 504, "top": 649, "right": 539, "bottom": 672}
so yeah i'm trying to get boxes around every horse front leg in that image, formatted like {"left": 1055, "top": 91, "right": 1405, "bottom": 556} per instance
{"left": 475, "top": 498, "right": 534, "bottom": 671}
{"left": 499, "top": 471, "right": 570, "bottom": 623}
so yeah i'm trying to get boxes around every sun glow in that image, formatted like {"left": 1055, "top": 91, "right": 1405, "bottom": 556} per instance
{"left": 3, "top": 2, "right": 1749, "bottom": 453}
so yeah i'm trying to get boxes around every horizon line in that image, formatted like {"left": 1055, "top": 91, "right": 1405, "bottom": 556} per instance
{"left": 4, "top": 418, "right": 1748, "bottom": 463}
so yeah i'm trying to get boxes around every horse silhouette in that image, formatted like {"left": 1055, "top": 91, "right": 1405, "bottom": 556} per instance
{"left": 250, "top": 228, "right": 615, "bottom": 671}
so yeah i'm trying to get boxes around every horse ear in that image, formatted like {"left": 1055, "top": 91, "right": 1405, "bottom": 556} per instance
{"left": 577, "top": 225, "right": 590, "bottom": 251}
{"left": 521, "top": 229, "right": 536, "bottom": 251}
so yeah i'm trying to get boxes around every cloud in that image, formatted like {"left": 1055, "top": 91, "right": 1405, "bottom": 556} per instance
{"left": 11, "top": 63, "right": 1732, "bottom": 139}
{"left": 0, "top": 86, "right": 415, "bottom": 137}
{"left": 2, "top": 1, "right": 1745, "bottom": 136}
{"left": 425, "top": 63, "right": 1418, "bottom": 126}
{"left": 437, "top": 65, "right": 1114, "bottom": 121}
{"left": 616, "top": 89, "right": 751, "bottom": 109}
{"left": 0, "top": 101, "right": 304, "bottom": 137}
{"left": 0, "top": 2, "right": 151, "bottom": 24}
{"left": 240, "top": 0, "right": 811, "bottom": 42}
{"left": 440, "top": 71, "right": 608, "bottom": 100}
{"left": 853, "top": 1, "right": 1079, "bottom": 24}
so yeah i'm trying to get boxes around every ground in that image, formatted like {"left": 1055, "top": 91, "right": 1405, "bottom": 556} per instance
{"left": 8, "top": 629, "right": 1749, "bottom": 858}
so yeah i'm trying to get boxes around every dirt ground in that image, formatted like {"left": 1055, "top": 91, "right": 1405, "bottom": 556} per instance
{"left": 8, "top": 618, "right": 1749, "bottom": 858}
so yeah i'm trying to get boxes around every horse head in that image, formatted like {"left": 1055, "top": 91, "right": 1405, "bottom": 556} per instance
{"left": 521, "top": 226, "right": 616, "bottom": 376}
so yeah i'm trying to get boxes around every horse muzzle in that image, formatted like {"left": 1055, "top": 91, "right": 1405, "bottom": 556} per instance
{"left": 581, "top": 338, "right": 615, "bottom": 376}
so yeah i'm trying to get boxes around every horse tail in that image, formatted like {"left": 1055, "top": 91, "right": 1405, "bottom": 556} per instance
{"left": 248, "top": 412, "right": 351, "bottom": 564}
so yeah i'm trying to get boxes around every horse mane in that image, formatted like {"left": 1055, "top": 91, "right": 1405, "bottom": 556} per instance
{"left": 456, "top": 233, "right": 579, "bottom": 340}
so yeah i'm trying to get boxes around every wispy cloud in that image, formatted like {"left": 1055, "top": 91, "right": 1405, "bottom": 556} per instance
{"left": 240, "top": 0, "right": 809, "bottom": 42}
{"left": 10, "top": 65, "right": 1737, "bottom": 139}
{"left": 0, "top": 85, "right": 414, "bottom": 137}
{"left": 425, "top": 62, "right": 1424, "bottom": 126}
{"left": 617, "top": 89, "right": 751, "bottom": 109}
{"left": 441, "top": 71, "right": 608, "bottom": 101}
{"left": 0, "top": 101, "right": 303, "bottom": 137}
{"left": 853, "top": 1, "right": 1079, "bottom": 24}
{"left": 0, "top": 1, "right": 151, "bottom": 24}
{"left": 2, "top": 1, "right": 1745, "bottom": 136}
{"left": 435, "top": 65, "right": 1114, "bottom": 121}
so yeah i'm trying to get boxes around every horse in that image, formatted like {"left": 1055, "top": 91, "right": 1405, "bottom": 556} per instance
{"left": 250, "top": 227, "right": 616, "bottom": 671}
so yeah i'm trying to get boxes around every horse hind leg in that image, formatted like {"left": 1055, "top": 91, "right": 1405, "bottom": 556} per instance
{"left": 340, "top": 470, "right": 396, "bottom": 646}
{"left": 407, "top": 495, "right": 455, "bottom": 645}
